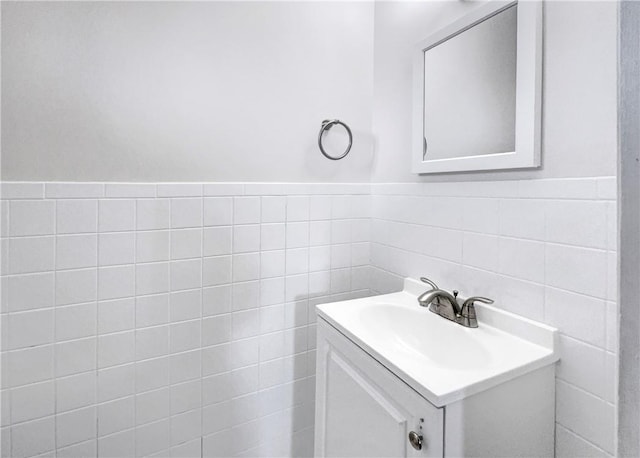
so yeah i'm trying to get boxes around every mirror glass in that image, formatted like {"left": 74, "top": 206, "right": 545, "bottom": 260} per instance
{"left": 422, "top": 5, "right": 517, "bottom": 161}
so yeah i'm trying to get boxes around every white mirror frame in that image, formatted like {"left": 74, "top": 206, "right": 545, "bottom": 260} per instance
{"left": 412, "top": 0, "right": 543, "bottom": 174}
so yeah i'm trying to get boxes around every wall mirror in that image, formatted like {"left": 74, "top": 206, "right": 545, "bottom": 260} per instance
{"left": 412, "top": 1, "right": 542, "bottom": 174}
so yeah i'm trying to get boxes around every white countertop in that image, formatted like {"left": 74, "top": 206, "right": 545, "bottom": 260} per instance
{"left": 316, "top": 278, "right": 559, "bottom": 407}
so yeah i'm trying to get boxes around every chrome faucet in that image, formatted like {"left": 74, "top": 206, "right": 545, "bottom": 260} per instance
{"left": 417, "top": 277, "right": 494, "bottom": 328}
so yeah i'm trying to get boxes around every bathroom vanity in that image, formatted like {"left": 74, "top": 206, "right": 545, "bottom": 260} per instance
{"left": 314, "top": 278, "right": 558, "bottom": 457}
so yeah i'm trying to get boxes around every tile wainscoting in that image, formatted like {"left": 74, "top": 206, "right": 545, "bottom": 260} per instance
{"left": 0, "top": 182, "right": 372, "bottom": 458}
{"left": 369, "top": 177, "right": 618, "bottom": 457}
{"left": 0, "top": 177, "right": 618, "bottom": 457}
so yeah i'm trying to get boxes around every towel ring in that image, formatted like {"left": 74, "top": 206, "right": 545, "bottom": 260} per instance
{"left": 318, "top": 119, "right": 352, "bottom": 160}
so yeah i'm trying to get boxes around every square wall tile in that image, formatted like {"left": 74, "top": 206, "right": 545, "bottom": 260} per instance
{"left": 232, "top": 281, "right": 260, "bottom": 311}
{"left": 498, "top": 199, "right": 546, "bottom": 241}
{"left": 56, "top": 235, "right": 98, "bottom": 270}
{"left": 136, "top": 263, "right": 169, "bottom": 296}
{"left": 98, "top": 232, "right": 135, "bottom": 266}
{"left": 7, "top": 309, "right": 54, "bottom": 350}
{"left": 136, "top": 294, "right": 169, "bottom": 328}
{"left": 260, "top": 277, "right": 285, "bottom": 307}
{"left": 497, "top": 238, "right": 545, "bottom": 283}
{"left": 55, "top": 338, "right": 95, "bottom": 378}
{"left": 544, "top": 287, "right": 606, "bottom": 347}
{"left": 9, "top": 236, "right": 55, "bottom": 274}
{"left": 10, "top": 380, "right": 55, "bottom": 423}
{"left": 10, "top": 200, "right": 55, "bottom": 236}
{"left": 169, "top": 350, "right": 201, "bottom": 384}
{"left": 202, "top": 285, "right": 231, "bottom": 317}
{"left": 55, "top": 302, "right": 97, "bottom": 342}
{"left": 11, "top": 416, "right": 55, "bottom": 458}
{"left": 204, "top": 198, "right": 233, "bottom": 226}
{"left": 556, "top": 381, "right": 614, "bottom": 453}
{"left": 136, "top": 387, "right": 169, "bottom": 425}
{"left": 56, "top": 372, "right": 96, "bottom": 413}
{"left": 170, "top": 289, "right": 202, "bottom": 322}
{"left": 546, "top": 244, "right": 607, "bottom": 298}
{"left": 57, "top": 200, "right": 98, "bottom": 234}
{"left": 233, "top": 225, "right": 260, "bottom": 253}
{"left": 136, "top": 230, "right": 170, "bottom": 263}
{"left": 56, "top": 269, "right": 97, "bottom": 306}
{"left": 261, "top": 224, "right": 285, "bottom": 251}
{"left": 233, "top": 253, "right": 260, "bottom": 282}
{"left": 546, "top": 200, "right": 608, "bottom": 249}
{"left": 97, "top": 396, "right": 135, "bottom": 437}
{"left": 310, "top": 196, "right": 332, "bottom": 221}
{"left": 171, "top": 229, "right": 202, "bottom": 260}
{"left": 310, "top": 221, "right": 331, "bottom": 246}
{"left": 234, "top": 197, "right": 260, "bottom": 224}
{"left": 97, "top": 364, "right": 135, "bottom": 403}
{"left": 556, "top": 335, "right": 606, "bottom": 398}
{"left": 286, "top": 249, "right": 308, "bottom": 275}
{"left": 170, "top": 320, "right": 201, "bottom": 354}
{"left": 171, "top": 380, "right": 202, "bottom": 416}
{"left": 171, "top": 199, "right": 202, "bottom": 229}
{"left": 261, "top": 251, "right": 285, "bottom": 278}
{"left": 262, "top": 197, "right": 286, "bottom": 223}
{"left": 462, "top": 198, "right": 499, "bottom": 234}
{"left": 203, "top": 227, "right": 232, "bottom": 257}
{"left": 286, "top": 196, "right": 309, "bottom": 222}
{"left": 136, "top": 357, "right": 169, "bottom": 394}
{"left": 56, "top": 405, "right": 96, "bottom": 448}
{"left": 203, "top": 256, "right": 232, "bottom": 287}
{"left": 99, "top": 200, "right": 135, "bottom": 232}
{"left": 137, "top": 199, "right": 170, "bottom": 230}
{"left": 7, "top": 344, "right": 53, "bottom": 388}
{"left": 462, "top": 233, "right": 498, "bottom": 272}
{"left": 202, "top": 315, "right": 232, "bottom": 347}
{"left": 98, "top": 331, "right": 135, "bottom": 369}
{"left": 136, "top": 419, "right": 170, "bottom": 457}
{"left": 170, "top": 409, "right": 201, "bottom": 446}
{"left": 286, "top": 222, "right": 309, "bottom": 249}
{"left": 170, "top": 259, "right": 202, "bottom": 291}
{"left": 98, "top": 265, "right": 135, "bottom": 301}
{"left": 136, "top": 326, "right": 169, "bottom": 361}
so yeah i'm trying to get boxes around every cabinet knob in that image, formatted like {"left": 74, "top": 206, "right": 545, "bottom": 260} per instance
{"left": 408, "top": 431, "right": 423, "bottom": 451}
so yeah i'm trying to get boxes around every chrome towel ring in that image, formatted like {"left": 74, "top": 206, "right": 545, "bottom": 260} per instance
{"left": 318, "top": 119, "right": 352, "bottom": 160}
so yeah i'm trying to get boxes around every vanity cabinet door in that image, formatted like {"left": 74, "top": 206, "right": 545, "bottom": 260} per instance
{"left": 315, "top": 319, "right": 444, "bottom": 458}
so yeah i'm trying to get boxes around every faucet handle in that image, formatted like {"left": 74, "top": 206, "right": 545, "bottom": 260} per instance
{"left": 462, "top": 296, "right": 494, "bottom": 308}
{"left": 458, "top": 296, "right": 493, "bottom": 328}
{"left": 420, "top": 277, "right": 438, "bottom": 291}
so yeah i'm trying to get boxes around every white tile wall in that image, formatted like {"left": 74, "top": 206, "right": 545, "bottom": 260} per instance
{"left": 0, "top": 178, "right": 618, "bottom": 457}
{"left": 0, "top": 182, "right": 372, "bottom": 458}
{"left": 369, "top": 176, "right": 618, "bottom": 457}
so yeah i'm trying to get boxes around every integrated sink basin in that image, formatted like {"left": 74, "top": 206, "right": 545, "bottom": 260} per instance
{"left": 316, "top": 277, "right": 558, "bottom": 407}
{"left": 359, "top": 303, "right": 493, "bottom": 371}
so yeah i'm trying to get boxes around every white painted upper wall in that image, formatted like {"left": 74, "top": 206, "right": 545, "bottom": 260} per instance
{"left": 1, "top": 1, "right": 375, "bottom": 182}
{"left": 2, "top": 1, "right": 617, "bottom": 184}
{"left": 371, "top": 1, "right": 617, "bottom": 182}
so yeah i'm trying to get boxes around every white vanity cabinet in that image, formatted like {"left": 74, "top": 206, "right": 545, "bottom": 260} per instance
{"left": 315, "top": 308, "right": 556, "bottom": 458}
{"left": 315, "top": 321, "right": 444, "bottom": 458}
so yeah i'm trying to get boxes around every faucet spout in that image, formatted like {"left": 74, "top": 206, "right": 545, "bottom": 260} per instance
{"left": 417, "top": 289, "right": 460, "bottom": 322}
